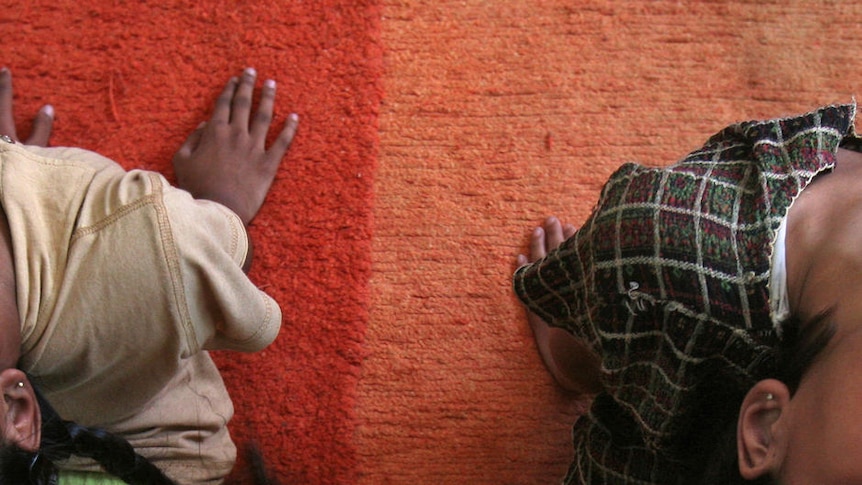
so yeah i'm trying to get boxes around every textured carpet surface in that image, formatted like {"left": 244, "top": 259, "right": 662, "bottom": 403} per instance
{"left": 10, "top": 0, "right": 862, "bottom": 483}
{"left": 356, "top": 1, "right": 862, "bottom": 483}
{"left": 3, "top": 1, "right": 381, "bottom": 483}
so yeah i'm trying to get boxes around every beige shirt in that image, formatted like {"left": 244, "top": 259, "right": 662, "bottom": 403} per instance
{"left": 0, "top": 141, "right": 281, "bottom": 483}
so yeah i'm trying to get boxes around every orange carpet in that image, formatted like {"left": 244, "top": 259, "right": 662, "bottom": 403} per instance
{"left": 4, "top": 1, "right": 381, "bottom": 483}
{"left": 9, "top": 0, "right": 862, "bottom": 483}
{"left": 357, "top": 1, "right": 862, "bottom": 483}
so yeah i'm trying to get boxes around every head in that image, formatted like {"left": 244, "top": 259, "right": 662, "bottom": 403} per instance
{"left": 693, "top": 312, "right": 837, "bottom": 484}
{"left": 737, "top": 308, "right": 862, "bottom": 484}
{"left": 0, "top": 371, "right": 176, "bottom": 485}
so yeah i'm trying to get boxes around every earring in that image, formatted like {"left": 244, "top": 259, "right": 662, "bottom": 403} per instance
{"left": 765, "top": 393, "right": 774, "bottom": 401}
{"left": 16, "top": 382, "right": 24, "bottom": 388}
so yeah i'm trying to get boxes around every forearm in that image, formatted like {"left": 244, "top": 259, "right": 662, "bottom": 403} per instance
{"left": 532, "top": 319, "right": 603, "bottom": 395}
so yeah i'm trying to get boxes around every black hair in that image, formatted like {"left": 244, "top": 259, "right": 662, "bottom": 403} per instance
{"left": 689, "top": 312, "right": 836, "bottom": 484}
{"left": 222, "top": 443, "right": 284, "bottom": 485}
{"left": 0, "top": 383, "right": 176, "bottom": 485}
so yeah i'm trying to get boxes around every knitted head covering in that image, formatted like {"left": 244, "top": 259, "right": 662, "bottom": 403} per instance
{"left": 514, "top": 104, "right": 857, "bottom": 483}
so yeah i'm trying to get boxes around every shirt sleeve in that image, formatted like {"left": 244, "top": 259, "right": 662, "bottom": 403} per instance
{"left": 157, "top": 174, "right": 281, "bottom": 353}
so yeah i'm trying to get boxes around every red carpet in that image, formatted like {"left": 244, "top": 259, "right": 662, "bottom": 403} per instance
{"left": 14, "top": 1, "right": 862, "bottom": 484}
{"left": 4, "top": 1, "right": 382, "bottom": 483}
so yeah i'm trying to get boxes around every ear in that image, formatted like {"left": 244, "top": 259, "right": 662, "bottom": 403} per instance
{"left": 0, "top": 368, "right": 40, "bottom": 451}
{"left": 737, "top": 379, "right": 789, "bottom": 480}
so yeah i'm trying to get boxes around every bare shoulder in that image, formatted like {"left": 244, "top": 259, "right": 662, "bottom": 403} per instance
{"left": 837, "top": 147, "right": 862, "bottom": 169}
{"left": 785, "top": 148, "right": 862, "bottom": 322}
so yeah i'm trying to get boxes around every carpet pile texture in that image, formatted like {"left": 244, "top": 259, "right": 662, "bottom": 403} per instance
{"left": 8, "top": 1, "right": 862, "bottom": 483}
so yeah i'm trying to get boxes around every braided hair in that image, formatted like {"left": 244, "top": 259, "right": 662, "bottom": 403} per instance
{"left": 0, "top": 383, "right": 175, "bottom": 485}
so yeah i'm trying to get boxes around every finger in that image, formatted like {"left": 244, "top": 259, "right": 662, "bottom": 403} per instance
{"left": 529, "top": 226, "right": 547, "bottom": 261}
{"left": 265, "top": 113, "right": 299, "bottom": 161}
{"left": 211, "top": 77, "right": 239, "bottom": 125}
{"left": 0, "top": 68, "right": 18, "bottom": 140}
{"left": 230, "top": 67, "right": 257, "bottom": 128}
{"left": 250, "top": 79, "right": 276, "bottom": 142}
{"left": 24, "top": 105, "right": 54, "bottom": 147}
{"left": 544, "top": 216, "right": 566, "bottom": 249}
{"left": 517, "top": 254, "right": 529, "bottom": 266}
{"left": 174, "top": 121, "right": 207, "bottom": 160}
{"left": 563, "top": 223, "right": 577, "bottom": 239}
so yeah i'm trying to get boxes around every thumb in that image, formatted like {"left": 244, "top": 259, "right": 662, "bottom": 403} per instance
{"left": 174, "top": 121, "right": 206, "bottom": 160}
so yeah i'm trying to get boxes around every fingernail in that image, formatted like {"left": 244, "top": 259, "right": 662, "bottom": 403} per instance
{"left": 289, "top": 113, "right": 299, "bottom": 122}
{"left": 42, "top": 105, "right": 54, "bottom": 118}
{"left": 244, "top": 67, "right": 257, "bottom": 78}
{"left": 264, "top": 79, "right": 276, "bottom": 89}
{"left": 533, "top": 227, "right": 543, "bottom": 237}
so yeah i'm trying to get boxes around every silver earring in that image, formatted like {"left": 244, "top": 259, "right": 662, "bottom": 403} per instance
{"left": 16, "top": 382, "right": 24, "bottom": 388}
{"left": 765, "top": 393, "right": 774, "bottom": 401}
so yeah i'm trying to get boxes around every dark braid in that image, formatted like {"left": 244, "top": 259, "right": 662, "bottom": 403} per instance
{"left": 0, "top": 445, "right": 53, "bottom": 484}
{"left": 63, "top": 423, "right": 176, "bottom": 485}
{"left": 0, "top": 383, "right": 177, "bottom": 485}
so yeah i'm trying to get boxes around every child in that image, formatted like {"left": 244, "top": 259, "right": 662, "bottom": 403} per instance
{"left": 0, "top": 67, "right": 298, "bottom": 484}
{"left": 515, "top": 103, "right": 862, "bottom": 483}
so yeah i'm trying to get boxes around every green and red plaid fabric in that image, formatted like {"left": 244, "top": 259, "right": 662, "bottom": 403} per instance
{"left": 513, "top": 104, "right": 857, "bottom": 483}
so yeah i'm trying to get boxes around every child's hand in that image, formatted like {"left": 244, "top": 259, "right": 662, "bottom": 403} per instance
{"left": 0, "top": 68, "right": 54, "bottom": 146}
{"left": 172, "top": 68, "right": 299, "bottom": 226}
{"left": 517, "top": 217, "right": 603, "bottom": 395}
